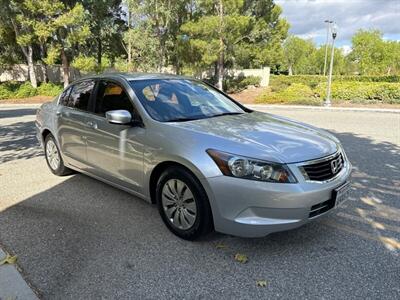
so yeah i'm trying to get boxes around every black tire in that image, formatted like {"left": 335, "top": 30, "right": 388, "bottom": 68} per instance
{"left": 156, "top": 166, "right": 213, "bottom": 240}
{"left": 44, "top": 134, "right": 72, "bottom": 176}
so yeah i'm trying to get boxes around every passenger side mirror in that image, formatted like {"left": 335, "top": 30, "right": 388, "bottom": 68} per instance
{"left": 105, "top": 110, "right": 132, "bottom": 125}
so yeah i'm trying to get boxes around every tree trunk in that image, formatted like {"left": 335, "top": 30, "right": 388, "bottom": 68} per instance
{"left": 97, "top": 36, "right": 102, "bottom": 71}
{"left": 27, "top": 45, "right": 38, "bottom": 88}
{"left": 158, "top": 33, "right": 165, "bottom": 72}
{"left": 288, "top": 65, "right": 293, "bottom": 76}
{"left": 60, "top": 48, "right": 70, "bottom": 88}
{"left": 10, "top": 19, "right": 37, "bottom": 87}
{"left": 217, "top": 38, "right": 224, "bottom": 90}
{"left": 40, "top": 44, "right": 48, "bottom": 83}
{"left": 216, "top": 0, "right": 224, "bottom": 91}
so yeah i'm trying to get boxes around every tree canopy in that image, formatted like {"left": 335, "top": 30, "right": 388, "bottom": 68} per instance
{"left": 0, "top": 0, "right": 399, "bottom": 90}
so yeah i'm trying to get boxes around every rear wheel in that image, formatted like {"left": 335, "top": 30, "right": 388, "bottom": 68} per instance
{"left": 156, "top": 167, "right": 213, "bottom": 240}
{"left": 44, "top": 134, "right": 71, "bottom": 176}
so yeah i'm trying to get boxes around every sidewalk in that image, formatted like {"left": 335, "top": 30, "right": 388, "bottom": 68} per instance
{"left": 247, "top": 104, "right": 400, "bottom": 114}
{"left": 0, "top": 248, "right": 38, "bottom": 299}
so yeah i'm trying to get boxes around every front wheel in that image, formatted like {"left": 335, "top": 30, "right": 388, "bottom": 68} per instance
{"left": 44, "top": 134, "right": 72, "bottom": 176}
{"left": 156, "top": 167, "right": 213, "bottom": 240}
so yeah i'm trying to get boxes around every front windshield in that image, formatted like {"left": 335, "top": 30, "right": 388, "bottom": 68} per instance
{"left": 129, "top": 79, "right": 245, "bottom": 122}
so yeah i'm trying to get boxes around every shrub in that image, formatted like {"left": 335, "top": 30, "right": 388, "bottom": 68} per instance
{"left": 240, "top": 75, "right": 261, "bottom": 87}
{"left": 37, "top": 82, "right": 63, "bottom": 96}
{"left": 0, "top": 84, "right": 13, "bottom": 100}
{"left": 14, "top": 82, "right": 37, "bottom": 98}
{"left": 256, "top": 83, "right": 322, "bottom": 105}
{"left": 224, "top": 75, "right": 261, "bottom": 93}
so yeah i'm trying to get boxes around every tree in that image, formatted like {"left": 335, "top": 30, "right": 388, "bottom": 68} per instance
{"left": 349, "top": 30, "right": 388, "bottom": 75}
{"left": 82, "top": 0, "right": 125, "bottom": 68}
{"left": 311, "top": 45, "right": 347, "bottom": 75}
{"left": 125, "top": 0, "right": 185, "bottom": 72}
{"left": 237, "top": 1, "right": 289, "bottom": 70}
{"left": 0, "top": 0, "right": 39, "bottom": 87}
{"left": 0, "top": 19, "right": 23, "bottom": 66}
{"left": 283, "top": 36, "right": 315, "bottom": 75}
{"left": 182, "top": 0, "right": 252, "bottom": 89}
{"left": 121, "top": 28, "right": 159, "bottom": 71}
{"left": 180, "top": 0, "right": 288, "bottom": 89}
{"left": 42, "top": 2, "right": 90, "bottom": 87}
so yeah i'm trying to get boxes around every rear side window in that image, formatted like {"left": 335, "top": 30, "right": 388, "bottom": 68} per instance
{"left": 67, "top": 80, "right": 95, "bottom": 111}
{"left": 94, "top": 81, "right": 134, "bottom": 116}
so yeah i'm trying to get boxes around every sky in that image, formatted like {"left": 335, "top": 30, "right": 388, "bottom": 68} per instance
{"left": 276, "top": 0, "right": 400, "bottom": 52}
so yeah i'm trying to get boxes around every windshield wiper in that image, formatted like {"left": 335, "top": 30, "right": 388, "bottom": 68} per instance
{"left": 166, "top": 116, "right": 203, "bottom": 122}
{"left": 207, "top": 112, "right": 245, "bottom": 118}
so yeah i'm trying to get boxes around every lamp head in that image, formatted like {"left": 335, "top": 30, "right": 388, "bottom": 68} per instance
{"left": 332, "top": 23, "right": 338, "bottom": 38}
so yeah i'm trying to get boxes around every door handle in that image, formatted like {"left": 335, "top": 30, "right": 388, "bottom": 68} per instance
{"left": 56, "top": 111, "right": 61, "bottom": 116}
{"left": 86, "top": 121, "right": 97, "bottom": 129}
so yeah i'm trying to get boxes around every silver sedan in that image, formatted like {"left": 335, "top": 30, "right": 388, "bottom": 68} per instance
{"left": 36, "top": 73, "right": 352, "bottom": 240}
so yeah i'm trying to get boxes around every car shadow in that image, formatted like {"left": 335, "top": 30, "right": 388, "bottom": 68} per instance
{"left": 0, "top": 120, "right": 42, "bottom": 163}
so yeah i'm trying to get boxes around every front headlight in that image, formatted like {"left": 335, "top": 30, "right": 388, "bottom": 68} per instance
{"left": 206, "top": 149, "right": 297, "bottom": 183}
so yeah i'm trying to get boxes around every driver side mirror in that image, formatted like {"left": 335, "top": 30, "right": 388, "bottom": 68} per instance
{"left": 105, "top": 110, "right": 132, "bottom": 125}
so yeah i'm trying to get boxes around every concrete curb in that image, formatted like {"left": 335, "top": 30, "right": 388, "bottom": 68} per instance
{"left": 0, "top": 248, "right": 39, "bottom": 300}
{"left": 0, "top": 103, "right": 41, "bottom": 109}
{"left": 246, "top": 104, "right": 400, "bottom": 114}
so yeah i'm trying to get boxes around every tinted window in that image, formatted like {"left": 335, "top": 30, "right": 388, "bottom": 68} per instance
{"left": 130, "top": 79, "right": 244, "bottom": 122}
{"left": 67, "top": 80, "right": 95, "bottom": 110}
{"left": 95, "top": 81, "right": 134, "bottom": 116}
{"left": 59, "top": 87, "right": 72, "bottom": 106}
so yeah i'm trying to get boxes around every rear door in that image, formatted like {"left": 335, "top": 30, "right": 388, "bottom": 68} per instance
{"left": 56, "top": 79, "right": 95, "bottom": 167}
{"left": 85, "top": 80, "right": 145, "bottom": 193}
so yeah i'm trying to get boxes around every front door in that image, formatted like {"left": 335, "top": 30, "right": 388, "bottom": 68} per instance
{"left": 56, "top": 80, "right": 95, "bottom": 168}
{"left": 85, "top": 80, "right": 145, "bottom": 193}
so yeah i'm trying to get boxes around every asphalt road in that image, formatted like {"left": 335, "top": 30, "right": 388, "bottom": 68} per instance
{"left": 0, "top": 105, "right": 399, "bottom": 299}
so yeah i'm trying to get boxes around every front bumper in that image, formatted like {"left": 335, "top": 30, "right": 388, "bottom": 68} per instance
{"left": 200, "top": 160, "right": 352, "bottom": 238}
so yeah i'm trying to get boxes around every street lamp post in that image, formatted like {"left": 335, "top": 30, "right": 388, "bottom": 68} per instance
{"left": 323, "top": 20, "right": 333, "bottom": 76}
{"left": 325, "top": 23, "right": 337, "bottom": 107}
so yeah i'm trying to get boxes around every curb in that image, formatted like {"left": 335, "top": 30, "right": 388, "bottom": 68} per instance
{"left": 0, "top": 248, "right": 39, "bottom": 300}
{"left": 246, "top": 104, "right": 400, "bottom": 114}
{"left": 0, "top": 103, "right": 41, "bottom": 108}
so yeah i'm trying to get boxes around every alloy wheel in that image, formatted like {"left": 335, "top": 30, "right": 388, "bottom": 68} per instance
{"left": 46, "top": 139, "right": 60, "bottom": 171}
{"left": 161, "top": 179, "right": 197, "bottom": 230}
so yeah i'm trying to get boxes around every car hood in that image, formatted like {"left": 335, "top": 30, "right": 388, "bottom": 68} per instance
{"left": 172, "top": 111, "right": 339, "bottom": 163}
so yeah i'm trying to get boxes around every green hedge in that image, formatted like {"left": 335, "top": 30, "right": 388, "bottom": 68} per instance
{"left": 270, "top": 75, "right": 400, "bottom": 94}
{"left": 257, "top": 81, "right": 400, "bottom": 105}
{"left": 0, "top": 81, "right": 63, "bottom": 100}
{"left": 257, "top": 83, "right": 322, "bottom": 105}
{"left": 315, "top": 82, "right": 400, "bottom": 104}
{"left": 271, "top": 75, "right": 400, "bottom": 86}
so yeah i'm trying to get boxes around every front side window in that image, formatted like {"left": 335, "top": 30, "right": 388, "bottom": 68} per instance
{"left": 67, "top": 80, "right": 95, "bottom": 111}
{"left": 95, "top": 81, "right": 134, "bottom": 116}
{"left": 130, "top": 79, "right": 245, "bottom": 122}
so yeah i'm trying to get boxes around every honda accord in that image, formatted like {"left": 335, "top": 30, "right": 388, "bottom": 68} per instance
{"left": 36, "top": 73, "right": 352, "bottom": 240}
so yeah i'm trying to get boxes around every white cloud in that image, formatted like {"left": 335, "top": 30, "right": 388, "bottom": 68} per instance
{"left": 276, "top": 0, "right": 400, "bottom": 44}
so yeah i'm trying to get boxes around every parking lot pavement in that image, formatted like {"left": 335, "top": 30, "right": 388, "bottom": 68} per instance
{"left": 0, "top": 105, "right": 399, "bottom": 299}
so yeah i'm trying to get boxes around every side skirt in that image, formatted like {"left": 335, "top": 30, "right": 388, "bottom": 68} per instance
{"left": 66, "top": 164, "right": 152, "bottom": 204}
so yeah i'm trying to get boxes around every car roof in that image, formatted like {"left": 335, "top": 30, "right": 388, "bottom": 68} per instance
{"left": 74, "top": 72, "right": 195, "bottom": 83}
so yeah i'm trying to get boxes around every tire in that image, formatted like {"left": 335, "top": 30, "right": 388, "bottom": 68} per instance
{"left": 44, "top": 134, "right": 72, "bottom": 176}
{"left": 156, "top": 166, "right": 213, "bottom": 240}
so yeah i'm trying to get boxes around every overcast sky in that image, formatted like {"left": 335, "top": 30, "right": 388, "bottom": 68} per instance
{"left": 276, "top": 0, "right": 400, "bottom": 51}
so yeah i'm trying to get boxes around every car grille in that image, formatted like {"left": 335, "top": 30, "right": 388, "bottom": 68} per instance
{"left": 301, "top": 152, "right": 344, "bottom": 181}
